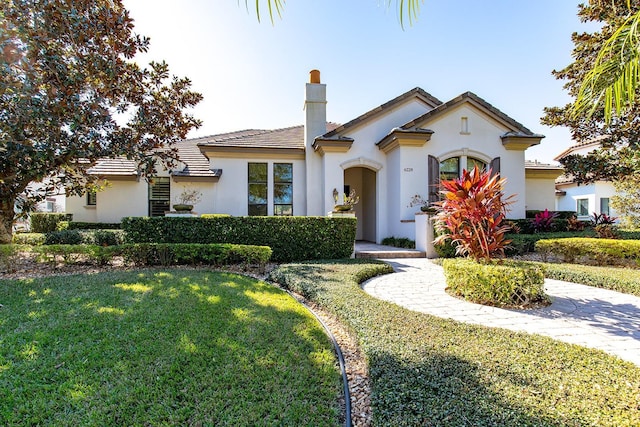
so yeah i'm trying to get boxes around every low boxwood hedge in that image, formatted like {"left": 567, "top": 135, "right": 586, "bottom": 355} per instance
{"left": 29, "top": 213, "right": 72, "bottom": 233}
{"left": 535, "top": 237, "right": 640, "bottom": 266}
{"left": 121, "top": 216, "right": 356, "bottom": 262}
{"left": 442, "top": 258, "right": 547, "bottom": 307}
{"left": 11, "top": 233, "right": 46, "bottom": 246}
{"left": 44, "top": 229, "right": 126, "bottom": 246}
{"left": 32, "top": 243, "right": 271, "bottom": 267}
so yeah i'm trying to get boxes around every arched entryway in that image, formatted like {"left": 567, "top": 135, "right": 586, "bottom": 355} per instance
{"left": 344, "top": 167, "right": 376, "bottom": 242}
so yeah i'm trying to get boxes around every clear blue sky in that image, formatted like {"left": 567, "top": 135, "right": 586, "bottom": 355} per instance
{"left": 124, "top": 0, "right": 597, "bottom": 163}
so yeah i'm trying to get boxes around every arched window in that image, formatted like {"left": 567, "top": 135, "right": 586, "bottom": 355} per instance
{"left": 439, "top": 156, "right": 487, "bottom": 181}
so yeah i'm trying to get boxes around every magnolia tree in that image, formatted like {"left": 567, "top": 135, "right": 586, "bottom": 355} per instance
{"left": 433, "top": 166, "right": 514, "bottom": 262}
{"left": 0, "top": 0, "right": 203, "bottom": 243}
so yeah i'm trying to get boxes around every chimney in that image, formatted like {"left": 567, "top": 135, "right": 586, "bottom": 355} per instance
{"left": 304, "top": 69, "right": 327, "bottom": 148}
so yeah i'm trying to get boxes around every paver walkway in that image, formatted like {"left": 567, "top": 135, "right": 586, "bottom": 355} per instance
{"left": 362, "top": 258, "right": 640, "bottom": 366}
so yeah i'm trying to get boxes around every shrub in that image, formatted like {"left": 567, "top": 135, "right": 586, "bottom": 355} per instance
{"left": 92, "top": 230, "right": 125, "bottom": 246}
{"left": 118, "top": 243, "right": 272, "bottom": 267}
{"left": 380, "top": 236, "right": 415, "bottom": 249}
{"left": 0, "top": 244, "right": 30, "bottom": 272}
{"left": 442, "top": 258, "right": 547, "bottom": 307}
{"left": 11, "top": 233, "right": 45, "bottom": 245}
{"left": 67, "top": 222, "right": 121, "bottom": 230}
{"left": 535, "top": 237, "right": 640, "bottom": 266}
{"left": 30, "top": 213, "right": 72, "bottom": 233}
{"left": 44, "top": 229, "right": 84, "bottom": 245}
{"left": 121, "top": 216, "right": 356, "bottom": 262}
{"left": 532, "top": 209, "right": 558, "bottom": 233}
{"left": 31, "top": 243, "right": 271, "bottom": 267}
{"left": 434, "top": 166, "right": 513, "bottom": 261}
{"left": 526, "top": 210, "right": 575, "bottom": 219}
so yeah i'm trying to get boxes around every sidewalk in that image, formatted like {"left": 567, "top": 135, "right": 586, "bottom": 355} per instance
{"left": 362, "top": 258, "right": 640, "bottom": 366}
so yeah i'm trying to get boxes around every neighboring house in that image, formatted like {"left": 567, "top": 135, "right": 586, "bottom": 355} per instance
{"left": 67, "top": 70, "right": 561, "bottom": 243}
{"left": 554, "top": 138, "right": 617, "bottom": 220}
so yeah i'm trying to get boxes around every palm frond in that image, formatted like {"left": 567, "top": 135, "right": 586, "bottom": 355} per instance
{"left": 573, "top": 9, "right": 640, "bottom": 123}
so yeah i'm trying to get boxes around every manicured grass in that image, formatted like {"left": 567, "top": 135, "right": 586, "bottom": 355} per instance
{"left": 525, "top": 261, "right": 640, "bottom": 297}
{"left": 0, "top": 270, "right": 341, "bottom": 426}
{"left": 270, "top": 260, "right": 640, "bottom": 426}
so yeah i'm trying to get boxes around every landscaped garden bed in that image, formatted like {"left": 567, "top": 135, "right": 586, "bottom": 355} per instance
{"left": 270, "top": 260, "right": 640, "bottom": 426}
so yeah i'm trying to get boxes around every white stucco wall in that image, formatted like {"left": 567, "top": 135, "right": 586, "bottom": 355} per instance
{"left": 65, "top": 194, "right": 97, "bottom": 222}
{"left": 209, "top": 157, "right": 306, "bottom": 216}
{"left": 525, "top": 177, "right": 558, "bottom": 212}
{"left": 556, "top": 181, "right": 617, "bottom": 219}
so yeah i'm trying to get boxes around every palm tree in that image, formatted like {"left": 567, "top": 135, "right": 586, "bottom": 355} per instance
{"left": 246, "top": 0, "right": 423, "bottom": 28}
{"left": 573, "top": 3, "right": 640, "bottom": 123}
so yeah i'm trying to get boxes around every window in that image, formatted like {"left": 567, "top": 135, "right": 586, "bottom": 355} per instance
{"left": 273, "top": 163, "right": 293, "bottom": 216}
{"left": 439, "top": 156, "right": 486, "bottom": 181}
{"left": 577, "top": 198, "right": 589, "bottom": 217}
{"left": 439, "top": 157, "right": 460, "bottom": 181}
{"left": 600, "top": 197, "right": 610, "bottom": 216}
{"left": 248, "top": 163, "right": 267, "bottom": 216}
{"left": 87, "top": 192, "right": 97, "bottom": 206}
{"left": 148, "top": 177, "right": 170, "bottom": 217}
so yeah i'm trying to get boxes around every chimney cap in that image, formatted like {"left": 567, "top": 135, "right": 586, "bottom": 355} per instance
{"left": 309, "top": 69, "right": 321, "bottom": 84}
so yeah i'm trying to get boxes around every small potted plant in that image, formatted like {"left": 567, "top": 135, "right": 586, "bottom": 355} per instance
{"left": 173, "top": 187, "right": 202, "bottom": 212}
{"left": 333, "top": 188, "right": 360, "bottom": 212}
{"left": 408, "top": 194, "right": 436, "bottom": 213}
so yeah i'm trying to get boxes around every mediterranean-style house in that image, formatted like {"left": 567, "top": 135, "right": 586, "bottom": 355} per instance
{"left": 554, "top": 138, "right": 617, "bottom": 220}
{"left": 66, "top": 70, "right": 562, "bottom": 243}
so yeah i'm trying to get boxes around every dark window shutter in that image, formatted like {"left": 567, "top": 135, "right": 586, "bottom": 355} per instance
{"left": 428, "top": 155, "right": 440, "bottom": 205}
{"left": 490, "top": 157, "right": 501, "bottom": 177}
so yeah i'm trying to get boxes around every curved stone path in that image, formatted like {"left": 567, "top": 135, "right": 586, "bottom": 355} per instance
{"left": 362, "top": 258, "right": 640, "bottom": 366}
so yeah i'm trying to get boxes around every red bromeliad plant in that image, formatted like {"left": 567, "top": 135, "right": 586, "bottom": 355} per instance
{"left": 433, "top": 166, "right": 514, "bottom": 262}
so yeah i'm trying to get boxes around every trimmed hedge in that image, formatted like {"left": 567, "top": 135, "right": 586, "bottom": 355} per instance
{"left": 380, "top": 236, "right": 415, "bottom": 249}
{"left": 30, "top": 213, "right": 72, "bottom": 233}
{"left": 43, "top": 229, "right": 126, "bottom": 246}
{"left": 0, "top": 244, "right": 31, "bottom": 273}
{"left": 66, "top": 222, "right": 121, "bottom": 230}
{"left": 526, "top": 210, "right": 576, "bottom": 219}
{"left": 121, "top": 216, "right": 356, "bottom": 262}
{"left": 32, "top": 243, "right": 271, "bottom": 267}
{"left": 535, "top": 237, "right": 640, "bottom": 266}
{"left": 11, "top": 233, "right": 46, "bottom": 246}
{"left": 442, "top": 258, "right": 547, "bottom": 307}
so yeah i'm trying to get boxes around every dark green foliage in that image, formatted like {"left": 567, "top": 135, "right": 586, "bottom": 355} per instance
{"left": 535, "top": 237, "right": 640, "bottom": 266}
{"left": 44, "top": 229, "right": 125, "bottom": 245}
{"left": 269, "top": 261, "right": 640, "bottom": 426}
{"left": 121, "top": 216, "right": 356, "bottom": 262}
{"left": 29, "top": 213, "right": 72, "bottom": 233}
{"left": 442, "top": 258, "right": 547, "bottom": 307}
{"left": 380, "top": 236, "right": 415, "bottom": 249}
{"left": 67, "top": 222, "right": 121, "bottom": 230}
{"left": 31, "top": 243, "right": 271, "bottom": 267}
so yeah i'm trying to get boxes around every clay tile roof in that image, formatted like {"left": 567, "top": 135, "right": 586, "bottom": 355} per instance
{"left": 171, "top": 139, "right": 219, "bottom": 178}
{"left": 87, "top": 158, "right": 138, "bottom": 176}
{"left": 524, "top": 160, "right": 563, "bottom": 170}
{"left": 198, "top": 125, "right": 306, "bottom": 150}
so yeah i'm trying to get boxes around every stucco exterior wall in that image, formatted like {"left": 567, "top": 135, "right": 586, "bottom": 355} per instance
{"left": 209, "top": 156, "right": 306, "bottom": 216}
{"left": 525, "top": 177, "right": 558, "bottom": 212}
{"left": 416, "top": 104, "right": 528, "bottom": 218}
{"left": 65, "top": 194, "right": 97, "bottom": 222}
{"left": 556, "top": 181, "right": 617, "bottom": 219}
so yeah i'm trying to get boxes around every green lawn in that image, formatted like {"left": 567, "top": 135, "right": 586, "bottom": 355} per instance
{"left": 0, "top": 270, "right": 341, "bottom": 426}
{"left": 270, "top": 260, "right": 640, "bottom": 427}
